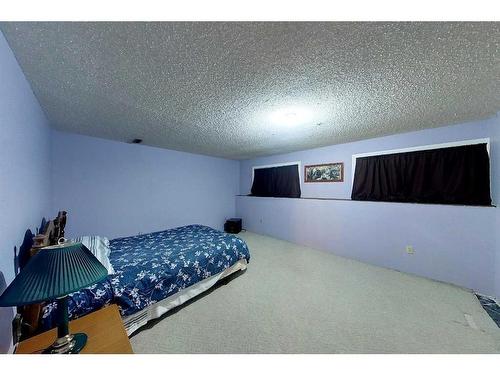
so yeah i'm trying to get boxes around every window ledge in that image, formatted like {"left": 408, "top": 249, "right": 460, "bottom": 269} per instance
{"left": 236, "top": 195, "right": 496, "bottom": 208}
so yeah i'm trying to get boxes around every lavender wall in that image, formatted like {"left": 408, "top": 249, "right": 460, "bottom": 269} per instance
{"left": 237, "top": 115, "right": 500, "bottom": 297}
{"left": 51, "top": 130, "right": 239, "bottom": 240}
{"left": 0, "top": 32, "right": 52, "bottom": 353}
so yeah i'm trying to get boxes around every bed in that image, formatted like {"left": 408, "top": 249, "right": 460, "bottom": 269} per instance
{"left": 29, "top": 215, "right": 250, "bottom": 336}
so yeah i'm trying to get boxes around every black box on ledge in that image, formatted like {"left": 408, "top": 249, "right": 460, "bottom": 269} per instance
{"left": 224, "top": 218, "right": 242, "bottom": 234}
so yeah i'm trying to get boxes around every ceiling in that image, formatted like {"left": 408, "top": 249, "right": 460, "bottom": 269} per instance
{"left": 1, "top": 22, "right": 499, "bottom": 160}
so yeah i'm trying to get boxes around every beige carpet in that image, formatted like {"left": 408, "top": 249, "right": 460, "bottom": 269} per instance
{"left": 130, "top": 231, "right": 500, "bottom": 353}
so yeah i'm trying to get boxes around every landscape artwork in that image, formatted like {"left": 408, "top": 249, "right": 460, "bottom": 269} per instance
{"left": 304, "top": 162, "right": 344, "bottom": 183}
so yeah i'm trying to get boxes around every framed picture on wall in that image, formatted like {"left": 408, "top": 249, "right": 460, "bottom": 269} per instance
{"left": 304, "top": 162, "right": 344, "bottom": 183}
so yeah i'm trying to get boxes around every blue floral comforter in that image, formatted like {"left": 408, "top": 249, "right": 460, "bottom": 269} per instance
{"left": 41, "top": 225, "right": 250, "bottom": 330}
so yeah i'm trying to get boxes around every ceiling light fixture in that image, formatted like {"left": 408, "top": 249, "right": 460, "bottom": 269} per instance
{"left": 269, "top": 107, "right": 313, "bottom": 127}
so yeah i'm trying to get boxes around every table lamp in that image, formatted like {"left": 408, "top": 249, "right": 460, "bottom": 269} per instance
{"left": 0, "top": 242, "right": 108, "bottom": 354}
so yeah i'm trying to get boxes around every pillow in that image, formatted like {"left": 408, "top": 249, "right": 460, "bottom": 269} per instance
{"left": 72, "top": 235, "right": 115, "bottom": 275}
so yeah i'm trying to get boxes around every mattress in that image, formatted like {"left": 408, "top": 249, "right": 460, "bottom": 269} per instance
{"left": 41, "top": 225, "right": 250, "bottom": 331}
{"left": 123, "top": 258, "right": 247, "bottom": 335}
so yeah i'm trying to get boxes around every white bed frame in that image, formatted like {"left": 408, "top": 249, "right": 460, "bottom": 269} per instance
{"left": 123, "top": 258, "right": 248, "bottom": 335}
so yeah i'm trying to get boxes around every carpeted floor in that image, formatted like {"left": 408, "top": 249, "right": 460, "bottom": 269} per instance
{"left": 130, "top": 232, "right": 500, "bottom": 353}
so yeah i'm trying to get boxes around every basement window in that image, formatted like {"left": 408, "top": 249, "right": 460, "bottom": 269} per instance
{"left": 251, "top": 162, "right": 301, "bottom": 198}
{"left": 351, "top": 139, "right": 492, "bottom": 206}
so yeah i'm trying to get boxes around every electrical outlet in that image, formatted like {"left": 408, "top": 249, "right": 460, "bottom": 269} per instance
{"left": 406, "top": 245, "right": 415, "bottom": 255}
{"left": 259, "top": 218, "right": 263, "bottom": 224}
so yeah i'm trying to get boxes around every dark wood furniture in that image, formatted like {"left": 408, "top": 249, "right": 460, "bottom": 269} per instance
{"left": 31, "top": 211, "right": 67, "bottom": 257}
{"left": 15, "top": 304, "right": 133, "bottom": 354}
{"left": 18, "top": 211, "right": 67, "bottom": 337}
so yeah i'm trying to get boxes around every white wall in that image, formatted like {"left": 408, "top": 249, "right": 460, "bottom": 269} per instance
{"left": 0, "top": 32, "right": 52, "bottom": 353}
{"left": 51, "top": 130, "right": 240, "bottom": 239}
{"left": 238, "top": 115, "right": 500, "bottom": 297}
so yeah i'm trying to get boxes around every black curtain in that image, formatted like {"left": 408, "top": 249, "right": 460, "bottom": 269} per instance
{"left": 251, "top": 164, "right": 301, "bottom": 198}
{"left": 351, "top": 143, "right": 491, "bottom": 206}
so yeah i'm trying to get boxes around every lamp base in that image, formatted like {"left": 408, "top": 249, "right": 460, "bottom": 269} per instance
{"left": 42, "top": 333, "right": 87, "bottom": 354}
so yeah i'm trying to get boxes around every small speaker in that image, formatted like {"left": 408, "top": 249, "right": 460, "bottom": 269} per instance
{"left": 224, "top": 218, "right": 242, "bottom": 234}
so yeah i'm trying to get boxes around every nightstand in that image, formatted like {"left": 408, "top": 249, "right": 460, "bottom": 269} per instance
{"left": 15, "top": 304, "right": 133, "bottom": 354}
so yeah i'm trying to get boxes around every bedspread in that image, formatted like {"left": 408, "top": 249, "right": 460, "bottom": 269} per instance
{"left": 41, "top": 225, "right": 250, "bottom": 330}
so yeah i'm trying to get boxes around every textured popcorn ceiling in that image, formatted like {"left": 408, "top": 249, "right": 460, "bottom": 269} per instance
{"left": 1, "top": 22, "right": 499, "bottom": 159}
